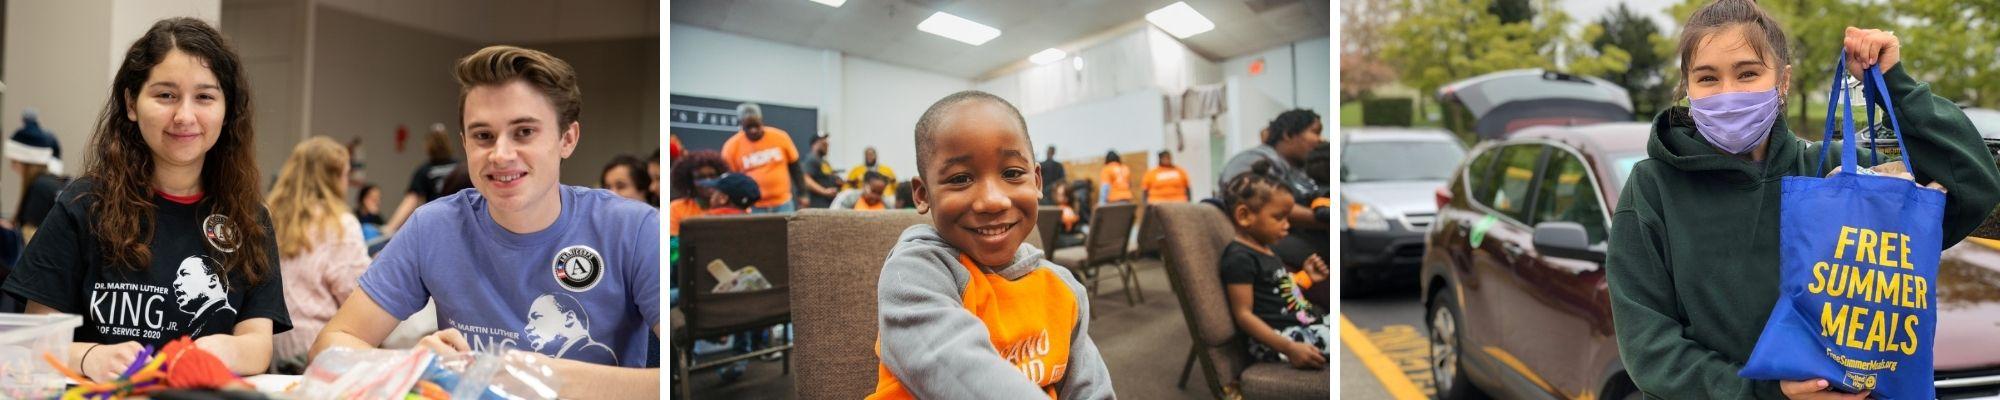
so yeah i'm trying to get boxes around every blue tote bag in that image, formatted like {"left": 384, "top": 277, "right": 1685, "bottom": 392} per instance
{"left": 1739, "top": 52, "right": 1943, "bottom": 400}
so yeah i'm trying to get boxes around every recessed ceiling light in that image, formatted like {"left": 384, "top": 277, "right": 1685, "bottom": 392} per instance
{"left": 1030, "top": 48, "right": 1067, "bottom": 65}
{"left": 1146, "top": 2, "right": 1215, "bottom": 39}
{"left": 1073, "top": 56, "right": 1084, "bottom": 71}
{"left": 807, "top": 0, "right": 846, "bottom": 7}
{"left": 917, "top": 12, "right": 1001, "bottom": 46}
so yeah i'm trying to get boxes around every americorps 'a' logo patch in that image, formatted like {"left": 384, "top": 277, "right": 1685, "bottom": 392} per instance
{"left": 552, "top": 245, "right": 604, "bottom": 292}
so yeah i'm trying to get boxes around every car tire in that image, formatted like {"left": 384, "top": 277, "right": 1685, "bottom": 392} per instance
{"left": 1340, "top": 264, "right": 1360, "bottom": 298}
{"left": 1429, "top": 290, "right": 1482, "bottom": 400}
{"left": 1604, "top": 377, "right": 1644, "bottom": 400}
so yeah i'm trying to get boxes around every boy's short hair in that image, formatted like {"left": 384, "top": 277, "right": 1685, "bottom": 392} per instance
{"left": 913, "top": 90, "right": 1030, "bottom": 178}
{"left": 863, "top": 171, "right": 890, "bottom": 185}
{"left": 454, "top": 45, "right": 582, "bottom": 128}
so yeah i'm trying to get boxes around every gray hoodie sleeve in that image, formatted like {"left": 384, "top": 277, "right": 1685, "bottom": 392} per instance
{"left": 877, "top": 226, "right": 1048, "bottom": 399}
{"left": 1048, "top": 266, "right": 1116, "bottom": 400}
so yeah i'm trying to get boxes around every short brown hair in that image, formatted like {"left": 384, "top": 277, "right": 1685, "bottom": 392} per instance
{"left": 453, "top": 45, "right": 582, "bottom": 127}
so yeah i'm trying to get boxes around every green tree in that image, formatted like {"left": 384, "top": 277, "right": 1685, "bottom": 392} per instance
{"left": 1491, "top": 0, "right": 1536, "bottom": 24}
{"left": 1383, "top": 0, "right": 1625, "bottom": 133}
{"left": 1591, "top": 2, "right": 1669, "bottom": 118}
{"left": 1341, "top": 0, "right": 1400, "bottom": 101}
{"left": 1562, "top": 21, "right": 1634, "bottom": 84}
{"left": 1897, "top": 0, "right": 2000, "bottom": 108}
{"left": 1384, "top": 0, "right": 1542, "bottom": 134}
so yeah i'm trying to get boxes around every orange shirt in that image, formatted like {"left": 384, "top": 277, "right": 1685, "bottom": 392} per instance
{"left": 668, "top": 198, "right": 704, "bottom": 236}
{"left": 856, "top": 197, "right": 886, "bottom": 211}
{"left": 1060, "top": 205, "right": 1079, "bottom": 231}
{"left": 720, "top": 127, "right": 800, "bottom": 208}
{"left": 869, "top": 254, "right": 1079, "bottom": 399}
{"left": 1099, "top": 162, "right": 1132, "bottom": 203}
{"left": 1141, "top": 165, "right": 1191, "bottom": 203}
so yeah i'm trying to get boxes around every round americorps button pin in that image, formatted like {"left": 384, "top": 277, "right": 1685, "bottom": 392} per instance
{"left": 203, "top": 214, "right": 239, "bottom": 253}
{"left": 552, "top": 245, "right": 604, "bottom": 292}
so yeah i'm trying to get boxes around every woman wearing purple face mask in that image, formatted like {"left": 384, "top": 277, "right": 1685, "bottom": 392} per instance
{"left": 1602, "top": 0, "right": 2000, "bottom": 399}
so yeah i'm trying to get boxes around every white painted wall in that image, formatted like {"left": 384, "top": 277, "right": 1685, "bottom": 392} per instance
{"left": 110, "top": 0, "right": 222, "bottom": 78}
{"left": 1221, "top": 36, "right": 1332, "bottom": 118}
{"left": 835, "top": 57, "right": 970, "bottom": 179}
{"left": 224, "top": 0, "right": 312, "bottom": 192}
{"left": 1024, "top": 88, "right": 1168, "bottom": 171}
{"left": 668, "top": 24, "right": 974, "bottom": 179}
{"left": 670, "top": 24, "right": 1262, "bottom": 198}
{"left": 1224, "top": 75, "right": 1288, "bottom": 171}
{"left": 308, "top": 5, "right": 477, "bottom": 207}
{"left": 309, "top": 6, "right": 660, "bottom": 204}
{"left": 1147, "top": 28, "right": 1223, "bottom": 95}
{"left": 668, "top": 24, "right": 838, "bottom": 113}
{"left": 979, "top": 28, "right": 1156, "bottom": 118}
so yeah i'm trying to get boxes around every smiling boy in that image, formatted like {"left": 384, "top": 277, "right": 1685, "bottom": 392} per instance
{"left": 867, "top": 91, "right": 1114, "bottom": 399}
{"left": 310, "top": 46, "right": 660, "bottom": 399}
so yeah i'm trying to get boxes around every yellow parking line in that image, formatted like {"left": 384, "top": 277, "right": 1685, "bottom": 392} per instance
{"left": 1340, "top": 315, "right": 1429, "bottom": 400}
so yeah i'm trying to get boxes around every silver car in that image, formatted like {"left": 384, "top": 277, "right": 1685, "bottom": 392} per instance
{"left": 1340, "top": 127, "right": 1465, "bottom": 296}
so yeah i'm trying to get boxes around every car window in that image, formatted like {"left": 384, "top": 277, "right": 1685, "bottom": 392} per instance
{"left": 1467, "top": 146, "right": 1498, "bottom": 204}
{"left": 1490, "top": 144, "right": 1544, "bottom": 221}
{"left": 1964, "top": 109, "right": 2000, "bottom": 140}
{"left": 1535, "top": 149, "right": 1607, "bottom": 244}
{"left": 1343, "top": 140, "right": 1466, "bottom": 182}
{"left": 1608, "top": 153, "right": 1646, "bottom": 189}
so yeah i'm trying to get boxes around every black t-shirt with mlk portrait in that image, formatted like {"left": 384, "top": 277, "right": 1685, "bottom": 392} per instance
{"left": 0, "top": 179, "right": 290, "bottom": 347}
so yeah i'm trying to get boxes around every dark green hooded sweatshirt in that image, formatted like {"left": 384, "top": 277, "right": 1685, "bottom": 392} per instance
{"left": 1608, "top": 65, "right": 2000, "bottom": 399}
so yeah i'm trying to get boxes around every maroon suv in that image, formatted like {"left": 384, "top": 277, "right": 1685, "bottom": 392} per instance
{"left": 1419, "top": 122, "right": 2000, "bottom": 399}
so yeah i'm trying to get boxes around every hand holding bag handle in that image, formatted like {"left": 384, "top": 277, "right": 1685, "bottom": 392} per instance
{"left": 1817, "top": 48, "right": 1919, "bottom": 178}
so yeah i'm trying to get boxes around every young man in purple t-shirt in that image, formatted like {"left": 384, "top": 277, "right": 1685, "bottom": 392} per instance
{"left": 312, "top": 45, "right": 660, "bottom": 398}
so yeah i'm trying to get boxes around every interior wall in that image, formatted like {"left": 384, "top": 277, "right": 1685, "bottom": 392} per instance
{"left": 1023, "top": 88, "right": 1168, "bottom": 183}
{"left": 668, "top": 24, "right": 973, "bottom": 179}
{"left": 1222, "top": 36, "right": 1332, "bottom": 119}
{"left": 223, "top": 0, "right": 311, "bottom": 192}
{"left": 668, "top": 22, "right": 1303, "bottom": 201}
{"left": 834, "top": 56, "right": 970, "bottom": 180}
{"left": 531, "top": 36, "right": 662, "bottom": 188}
{"left": 306, "top": 5, "right": 660, "bottom": 205}
{"left": 668, "top": 24, "right": 837, "bottom": 114}
{"left": 308, "top": 4, "right": 476, "bottom": 206}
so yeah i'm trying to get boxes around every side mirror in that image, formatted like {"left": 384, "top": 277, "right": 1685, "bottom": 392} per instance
{"left": 1533, "top": 221, "right": 1604, "bottom": 263}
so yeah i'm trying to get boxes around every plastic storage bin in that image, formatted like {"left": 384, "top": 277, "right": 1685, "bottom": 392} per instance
{"left": 0, "top": 313, "right": 83, "bottom": 399}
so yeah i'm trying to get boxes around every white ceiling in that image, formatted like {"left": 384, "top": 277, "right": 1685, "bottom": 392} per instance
{"left": 316, "top": 0, "right": 661, "bottom": 44}
{"left": 669, "top": 0, "right": 1328, "bottom": 79}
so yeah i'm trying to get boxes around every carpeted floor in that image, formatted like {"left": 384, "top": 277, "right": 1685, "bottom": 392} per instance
{"left": 679, "top": 257, "right": 1240, "bottom": 399}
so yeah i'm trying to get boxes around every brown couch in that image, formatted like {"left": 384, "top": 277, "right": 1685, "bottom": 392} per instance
{"left": 1153, "top": 203, "right": 1329, "bottom": 399}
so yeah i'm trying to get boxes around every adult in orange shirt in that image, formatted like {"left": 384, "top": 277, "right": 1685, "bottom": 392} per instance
{"left": 1141, "top": 150, "right": 1192, "bottom": 204}
{"left": 1097, "top": 151, "right": 1132, "bottom": 205}
{"left": 719, "top": 103, "right": 801, "bottom": 213}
